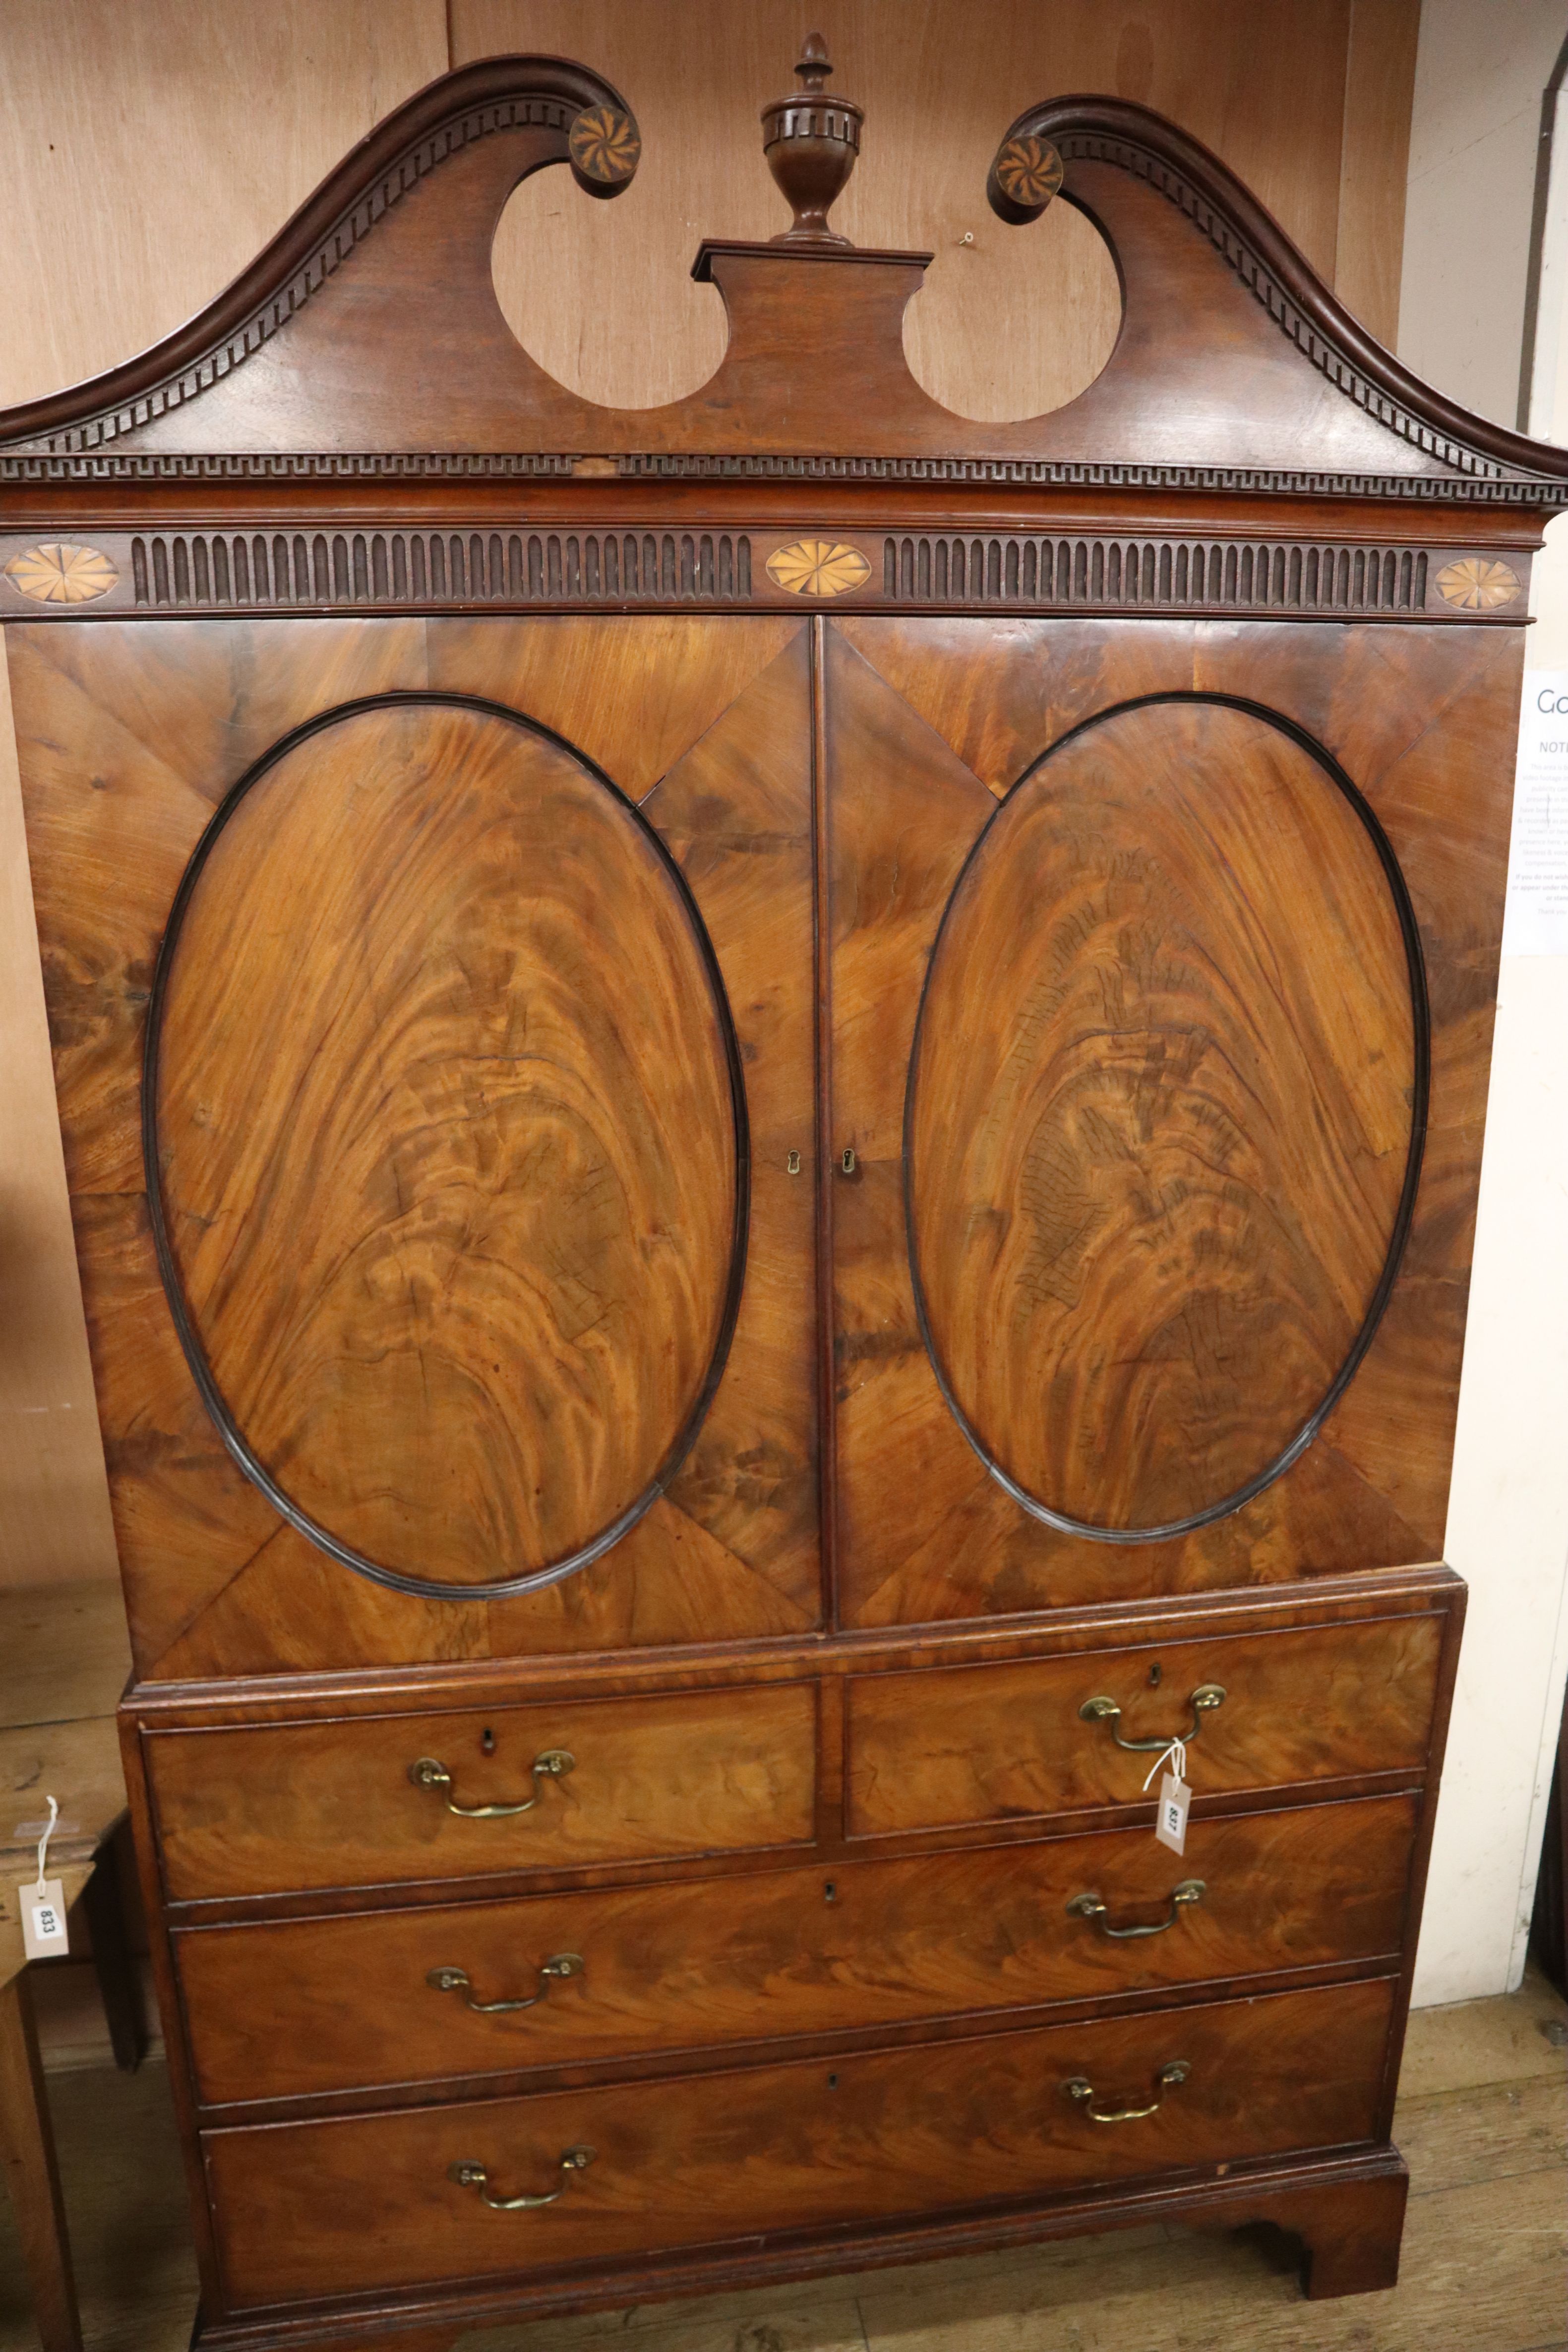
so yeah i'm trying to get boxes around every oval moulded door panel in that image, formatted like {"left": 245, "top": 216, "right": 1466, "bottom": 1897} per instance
{"left": 149, "top": 695, "right": 744, "bottom": 1597}
{"left": 906, "top": 695, "right": 1420, "bottom": 1541}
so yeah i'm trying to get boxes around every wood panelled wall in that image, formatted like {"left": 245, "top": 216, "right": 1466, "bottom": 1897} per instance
{"left": 0, "top": 0, "right": 1420, "bottom": 1589}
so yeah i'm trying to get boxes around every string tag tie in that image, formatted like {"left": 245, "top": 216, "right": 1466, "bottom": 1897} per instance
{"left": 34, "top": 1794, "right": 59, "bottom": 1894}
{"left": 20, "top": 1794, "right": 68, "bottom": 1959}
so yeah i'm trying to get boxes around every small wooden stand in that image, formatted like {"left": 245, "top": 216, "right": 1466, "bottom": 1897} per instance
{"left": 0, "top": 1582, "right": 137, "bottom": 2352}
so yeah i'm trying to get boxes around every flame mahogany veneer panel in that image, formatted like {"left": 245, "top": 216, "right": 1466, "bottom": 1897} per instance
{"left": 152, "top": 696, "right": 742, "bottom": 1596}
{"left": 201, "top": 1978, "right": 1395, "bottom": 2308}
{"left": 906, "top": 696, "right": 1416, "bottom": 1539}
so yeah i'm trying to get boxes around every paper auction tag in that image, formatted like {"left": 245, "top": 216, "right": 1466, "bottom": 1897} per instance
{"left": 1143, "top": 1737, "right": 1192, "bottom": 1854}
{"left": 21, "top": 1877, "right": 69, "bottom": 1958}
{"left": 1154, "top": 1771, "right": 1191, "bottom": 1855}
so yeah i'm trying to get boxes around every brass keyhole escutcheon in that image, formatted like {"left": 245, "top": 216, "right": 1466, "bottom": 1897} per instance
{"left": 841, "top": 1146, "right": 856, "bottom": 1175}
{"left": 786, "top": 1149, "right": 801, "bottom": 1175}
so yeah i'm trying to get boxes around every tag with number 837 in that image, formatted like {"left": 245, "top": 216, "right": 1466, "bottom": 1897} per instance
{"left": 1155, "top": 1772, "right": 1191, "bottom": 1856}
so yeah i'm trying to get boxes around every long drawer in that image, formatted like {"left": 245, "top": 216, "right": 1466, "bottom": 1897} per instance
{"left": 147, "top": 1684, "right": 817, "bottom": 1901}
{"left": 203, "top": 1976, "right": 1394, "bottom": 2309}
{"left": 176, "top": 1792, "right": 1416, "bottom": 2103}
{"left": 847, "top": 1613, "right": 1442, "bottom": 1835}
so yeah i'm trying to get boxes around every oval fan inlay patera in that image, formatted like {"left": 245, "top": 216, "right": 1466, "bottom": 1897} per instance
{"left": 1434, "top": 556, "right": 1519, "bottom": 610}
{"left": 3, "top": 542, "right": 118, "bottom": 603}
{"left": 765, "top": 539, "right": 872, "bottom": 596}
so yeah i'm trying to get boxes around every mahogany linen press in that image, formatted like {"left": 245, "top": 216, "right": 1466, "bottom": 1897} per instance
{"left": 2, "top": 43, "right": 1563, "bottom": 2352}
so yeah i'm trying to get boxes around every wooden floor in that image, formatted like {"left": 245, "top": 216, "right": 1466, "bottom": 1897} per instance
{"left": 1, "top": 1970, "right": 1564, "bottom": 2352}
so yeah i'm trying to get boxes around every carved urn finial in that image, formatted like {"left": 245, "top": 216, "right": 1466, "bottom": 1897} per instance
{"left": 761, "top": 33, "right": 863, "bottom": 245}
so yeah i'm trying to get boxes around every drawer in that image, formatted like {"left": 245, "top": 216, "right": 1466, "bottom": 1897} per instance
{"left": 203, "top": 1976, "right": 1394, "bottom": 2308}
{"left": 847, "top": 1614, "right": 1442, "bottom": 1836}
{"left": 148, "top": 1684, "right": 816, "bottom": 1901}
{"left": 176, "top": 1792, "right": 1416, "bottom": 2103}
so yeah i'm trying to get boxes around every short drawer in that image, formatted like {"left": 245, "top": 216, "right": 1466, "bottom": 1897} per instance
{"left": 176, "top": 1792, "right": 1416, "bottom": 2103}
{"left": 203, "top": 1975, "right": 1394, "bottom": 2309}
{"left": 846, "top": 1613, "right": 1442, "bottom": 1836}
{"left": 148, "top": 1683, "right": 817, "bottom": 1901}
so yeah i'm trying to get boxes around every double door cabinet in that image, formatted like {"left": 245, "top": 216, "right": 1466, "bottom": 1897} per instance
{"left": 17, "top": 606, "right": 1482, "bottom": 1650}
{"left": 3, "top": 52, "right": 1559, "bottom": 2352}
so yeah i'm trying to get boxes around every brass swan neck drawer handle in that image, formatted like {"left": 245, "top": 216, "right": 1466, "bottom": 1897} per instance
{"left": 1078, "top": 1683, "right": 1226, "bottom": 1752}
{"left": 427, "top": 1953, "right": 584, "bottom": 2013}
{"left": 1064, "top": 2060, "right": 1190, "bottom": 2123}
{"left": 447, "top": 2146, "right": 595, "bottom": 2210}
{"left": 408, "top": 1748, "right": 574, "bottom": 1817}
{"left": 1066, "top": 1879, "right": 1205, "bottom": 1939}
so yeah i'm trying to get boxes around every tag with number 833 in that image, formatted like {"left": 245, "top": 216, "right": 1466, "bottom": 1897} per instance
{"left": 20, "top": 1878, "right": 69, "bottom": 1959}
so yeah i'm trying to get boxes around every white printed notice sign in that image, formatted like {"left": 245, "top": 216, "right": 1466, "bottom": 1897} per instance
{"left": 1503, "top": 672, "right": 1568, "bottom": 955}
